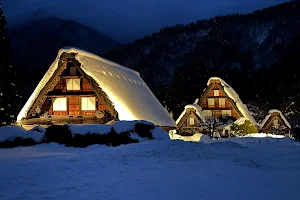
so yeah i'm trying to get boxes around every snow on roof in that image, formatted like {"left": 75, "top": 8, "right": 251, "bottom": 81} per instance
{"left": 234, "top": 117, "right": 248, "bottom": 125}
{"left": 176, "top": 104, "right": 206, "bottom": 124}
{"left": 17, "top": 47, "right": 176, "bottom": 127}
{"left": 207, "top": 77, "right": 257, "bottom": 125}
{"left": 260, "top": 109, "right": 291, "bottom": 129}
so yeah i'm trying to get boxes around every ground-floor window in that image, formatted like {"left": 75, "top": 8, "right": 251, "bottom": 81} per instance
{"left": 203, "top": 110, "right": 212, "bottom": 116}
{"left": 53, "top": 98, "right": 67, "bottom": 111}
{"left": 221, "top": 110, "right": 232, "bottom": 116}
{"left": 81, "top": 97, "right": 96, "bottom": 110}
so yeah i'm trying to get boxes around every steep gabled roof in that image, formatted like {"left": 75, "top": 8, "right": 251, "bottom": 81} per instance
{"left": 200, "top": 77, "right": 257, "bottom": 125}
{"left": 260, "top": 109, "right": 291, "bottom": 129}
{"left": 176, "top": 104, "right": 206, "bottom": 125}
{"left": 17, "top": 47, "right": 176, "bottom": 127}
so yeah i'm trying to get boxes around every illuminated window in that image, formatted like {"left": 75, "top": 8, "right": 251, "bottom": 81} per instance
{"left": 214, "top": 90, "right": 219, "bottom": 96}
{"left": 219, "top": 98, "right": 226, "bottom": 108}
{"left": 66, "top": 79, "right": 80, "bottom": 90}
{"left": 81, "top": 97, "right": 96, "bottom": 110}
{"left": 208, "top": 98, "right": 215, "bottom": 106}
{"left": 203, "top": 110, "right": 212, "bottom": 116}
{"left": 53, "top": 98, "right": 67, "bottom": 111}
{"left": 221, "top": 110, "right": 232, "bottom": 116}
{"left": 189, "top": 118, "right": 195, "bottom": 126}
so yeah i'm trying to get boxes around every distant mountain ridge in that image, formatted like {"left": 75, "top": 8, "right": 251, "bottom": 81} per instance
{"left": 9, "top": 16, "right": 121, "bottom": 88}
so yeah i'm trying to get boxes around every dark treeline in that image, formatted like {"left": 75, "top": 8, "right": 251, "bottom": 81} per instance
{"left": 106, "top": 0, "right": 300, "bottom": 125}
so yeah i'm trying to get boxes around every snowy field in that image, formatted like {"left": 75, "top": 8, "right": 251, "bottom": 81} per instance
{"left": 1, "top": 137, "right": 300, "bottom": 200}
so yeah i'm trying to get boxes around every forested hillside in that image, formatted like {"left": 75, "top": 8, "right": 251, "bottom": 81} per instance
{"left": 106, "top": 1, "right": 300, "bottom": 124}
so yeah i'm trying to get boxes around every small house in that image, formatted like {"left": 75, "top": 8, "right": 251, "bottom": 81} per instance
{"left": 260, "top": 109, "right": 291, "bottom": 136}
{"left": 197, "top": 77, "right": 257, "bottom": 125}
{"left": 176, "top": 104, "right": 206, "bottom": 136}
{"left": 175, "top": 77, "right": 257, "bottom": 136}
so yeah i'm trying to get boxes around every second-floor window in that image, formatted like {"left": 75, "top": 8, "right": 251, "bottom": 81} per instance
{"left": 208, "top": 98, "right": 215, "bottom": 107}
{"left": 214, "top": 90, "right": 219, "bottom": 96}
{"left": 66, "top": 79, "right": 80, "bottom": 91}
{"left": 219, "top": 98, "right": 226, "bottom": 108}
{"left": 189, "top": 118, "right": 195, "bottom": 126}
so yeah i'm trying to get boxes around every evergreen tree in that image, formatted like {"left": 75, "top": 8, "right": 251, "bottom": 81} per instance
{"left": 0, "top": 5, "right": 19, "bottom": 126}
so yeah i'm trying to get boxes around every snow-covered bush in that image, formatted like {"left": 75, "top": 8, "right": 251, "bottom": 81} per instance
{"left": 231, "top": 120, "right": 258, "bottom": 136}
{"left": 0, "top": 137, "right": 37, "bottom": 148}
{"left": 44, "top": 121, "right": 159, "bottom": 147}
{"left": 0, "top": 121, "right": 167, "bottom": 148}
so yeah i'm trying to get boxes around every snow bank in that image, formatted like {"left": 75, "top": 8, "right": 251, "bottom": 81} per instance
{"left": 17, "top": 47, "right": 176, "bottom": 128}
{"left": 199, "top": 134, "right": 214, "bottom": 143}
{"left": 0, "top": 126, "right": 28, "bottom": 142}
{"left": 23, "top": 126, "right": 46, "bottom": 142}
{"left": 169, "top": 132, "right": 203, "bottom": 142}
{"left": 243, "top": 133, "right": 285, "bottom": 138}
{"left": 151, "top": 127, "right": 169, "bottom": 140}
{"left": 0, "top": 126, "right": 45, "bottom": 143}
{"left": 260, "top": 109, "right": 291, "bottom": 129}
{"left": 207, "top": 77, "right": 257, "bottom": 125}
{"left": 112, "top": 121, "right": 137, "bottom": 133}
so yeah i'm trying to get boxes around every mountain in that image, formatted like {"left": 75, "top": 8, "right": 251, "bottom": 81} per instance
{"left": 9, "top": 16, "right": 121, "bottom": 89}
{"left": 105, "top": 1, "right": 300, "bottom": 124}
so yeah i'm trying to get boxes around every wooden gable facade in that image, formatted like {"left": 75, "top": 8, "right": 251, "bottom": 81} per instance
{"left": 177, "top": 108, "right": 204, "bottom": 136}
{"left": 197, "top": 79, "right": 242, "bottom": 120}
{"left": 19, "top": 52, "right": 117, "bottom": 126}
{"left": 261, "top": 111, "right": 291, "bottom": 136}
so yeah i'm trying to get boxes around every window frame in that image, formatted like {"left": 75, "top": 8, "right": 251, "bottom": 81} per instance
{"left": 221, "top": 110, "right": 232, "bottom": 116}
{"left": 81, "top": 97, "right": 96, "bottom": 111}
{"left": 66, "top": 78, "right": 81, "bottom": 91}
{"left": 214, "top": 90, "right": 219, "bottom": 96}
{"left": 207, "top": 98, "right": 215, "bottom": 107}
{"left": 53, "top": 97, "right": 67, "bottom": 111}
{"left": 189, "top": 118, "right": 195, "bottom": 126}
{"left": 219, "top": 98, "right": 226, "bottom": 108}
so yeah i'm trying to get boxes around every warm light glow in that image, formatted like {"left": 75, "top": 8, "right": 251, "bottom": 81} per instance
{"left": 53, "top": 98, "right": 67, "bottom": 111}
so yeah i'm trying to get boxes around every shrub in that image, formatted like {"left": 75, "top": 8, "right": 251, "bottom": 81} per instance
{"left": 231, "top": 120, "right": 258, "bottom": 136}
{"left": 72, "top": 128, "right": 138, "bottom": 148}
{"left": 44, "top": 125, "right": 73, "bottom": 147}
{"left": 292, "top": 126, "right": 300, "bottom": 141}
{"left": 0, "top": 137, "right": 37, "bottom": 148}
{"left": 134, "top": 122, "right": 155, "bottom": 139}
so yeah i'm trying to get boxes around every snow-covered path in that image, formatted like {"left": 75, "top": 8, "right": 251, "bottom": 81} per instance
{"left": 1, "top": 138, "right": 300, "bottom": 200}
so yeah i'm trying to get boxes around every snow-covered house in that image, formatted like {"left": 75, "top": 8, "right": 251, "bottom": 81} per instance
{"left": 17, "top": 47, "right": 176, "bottom": 129}
{"left": 260, "top": 109, "right": 291, "bottom": 136}
{"left": 174, "top": 77, "right": 257, "bottom": 136}
{"left": 197, "top": 77, "right": 257, "bottom": 125}
{"left": 176, "top": 104, "right": 206, "bottom": 136}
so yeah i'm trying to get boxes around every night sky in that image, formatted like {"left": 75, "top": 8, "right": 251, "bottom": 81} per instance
{"left": 2, "top": 0, "right": 287, "bottom": 43}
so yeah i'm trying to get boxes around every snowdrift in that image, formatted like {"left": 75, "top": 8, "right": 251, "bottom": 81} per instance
{"left": 0, "top": 121, "right": 169, "bottom": 148}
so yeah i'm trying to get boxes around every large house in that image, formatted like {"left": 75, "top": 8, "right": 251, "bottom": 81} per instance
{"left": 17, "top": 47, "right": 176, "bottom": 129}
{"left": 260, "top": 109, "right": 291, "bottom": 136}
{"left": 176, "top": 77, "right": 257, "bottom": 136}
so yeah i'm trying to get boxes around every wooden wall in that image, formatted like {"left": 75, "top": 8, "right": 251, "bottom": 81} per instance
{"left": 199, "top": 82, "right": 241, "bottom": 119}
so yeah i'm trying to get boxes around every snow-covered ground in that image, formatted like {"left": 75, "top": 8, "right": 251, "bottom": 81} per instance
{"left": 1, "top": 137, "right": 300, "bottom": 200}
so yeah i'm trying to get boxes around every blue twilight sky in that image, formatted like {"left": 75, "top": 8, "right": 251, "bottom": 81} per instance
{"left": 2, "top": 0, "right": 288, "bottom": 43}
